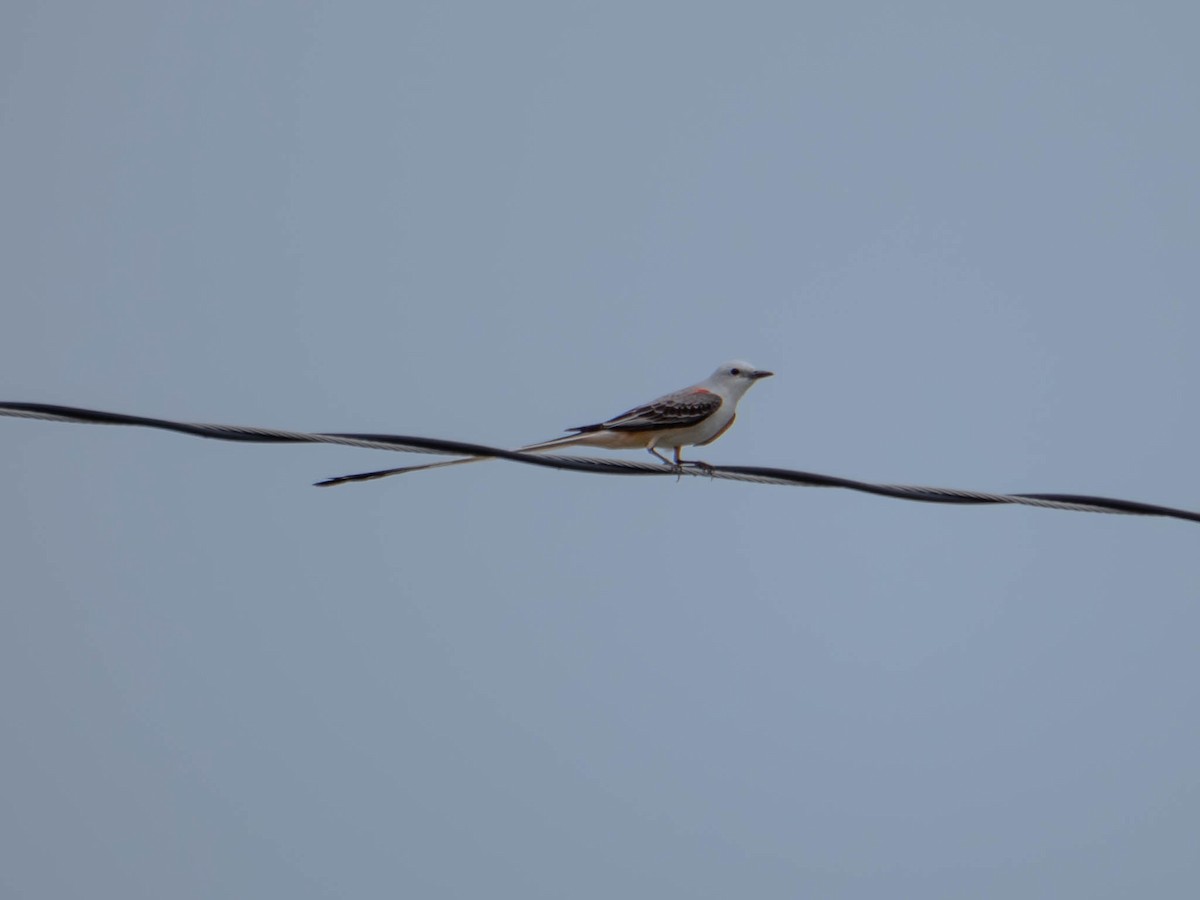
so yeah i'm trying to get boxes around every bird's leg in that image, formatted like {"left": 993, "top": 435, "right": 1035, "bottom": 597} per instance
{"left": 648, "top": 446, "right": 675, "bottom": 467}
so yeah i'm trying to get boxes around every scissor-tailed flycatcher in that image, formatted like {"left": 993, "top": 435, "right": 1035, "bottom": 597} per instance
{"left": 315, "top": 360, "right": 773, "bottom": 486}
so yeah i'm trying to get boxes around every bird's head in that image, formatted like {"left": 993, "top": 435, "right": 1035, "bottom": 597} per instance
{"left": 708, "top": 360, "right": 773, "bottom": 397}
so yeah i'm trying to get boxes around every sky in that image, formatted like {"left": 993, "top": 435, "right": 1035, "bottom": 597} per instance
{"left": 2, "top": 2, "right": 1198, "bottom": 897}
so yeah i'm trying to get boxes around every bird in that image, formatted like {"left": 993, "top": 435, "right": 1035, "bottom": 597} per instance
{"left": 314, "top": 360, "right": 773, "bottom": 486}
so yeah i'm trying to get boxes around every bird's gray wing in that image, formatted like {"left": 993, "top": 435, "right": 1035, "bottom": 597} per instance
{"left": 570, "top": 389, "right": 723, "bottom": 434}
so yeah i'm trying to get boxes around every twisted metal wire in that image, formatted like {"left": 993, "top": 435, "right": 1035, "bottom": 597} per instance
{"left": 3, "top": 401, "right": 1197, "bottom": 524}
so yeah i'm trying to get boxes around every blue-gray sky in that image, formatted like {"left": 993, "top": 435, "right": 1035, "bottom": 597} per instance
{"left": 3, "top": 3, "right": 1198, "bottom": 897}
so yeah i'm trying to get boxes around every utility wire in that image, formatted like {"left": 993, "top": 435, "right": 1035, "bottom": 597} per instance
{"left": 3, "top": 401, "right": 1197, "bottom": 524}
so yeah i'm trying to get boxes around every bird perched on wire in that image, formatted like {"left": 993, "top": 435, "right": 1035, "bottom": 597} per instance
{"left": 315, "top": 360, "right": 774, "bottom": 486}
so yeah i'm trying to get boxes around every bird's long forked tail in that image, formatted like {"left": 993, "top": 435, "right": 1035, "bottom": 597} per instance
{"left": 313, "top": 454, "right": 486, "bottom": 486}
{"left": 313, "top": 433, "right": 588, "bottom": 487}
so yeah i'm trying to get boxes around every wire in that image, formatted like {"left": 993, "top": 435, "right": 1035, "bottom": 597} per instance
{"left": 3, "top": 401, "right": 1197, "bottom": 524}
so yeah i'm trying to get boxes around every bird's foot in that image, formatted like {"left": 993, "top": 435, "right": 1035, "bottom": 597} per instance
{"left": 668, "top": 459, "right": 715, "bottom": 482}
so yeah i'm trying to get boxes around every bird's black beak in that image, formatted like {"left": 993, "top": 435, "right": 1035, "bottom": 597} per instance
{"left": 751, "top": 370, "right": 774, "bottom": 380}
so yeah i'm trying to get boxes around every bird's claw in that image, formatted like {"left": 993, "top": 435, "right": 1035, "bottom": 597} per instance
{"left": 665, "top": 459, "right": 716, "bottom": 481}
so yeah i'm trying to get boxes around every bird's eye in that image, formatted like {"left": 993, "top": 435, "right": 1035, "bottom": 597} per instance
{"left": 730, "top": 368, "right": 741, "bottom": 376}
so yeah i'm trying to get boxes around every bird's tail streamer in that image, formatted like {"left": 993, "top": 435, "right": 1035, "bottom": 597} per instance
{"left": 2, "top": 401, "right": 1198, "bottom": 524}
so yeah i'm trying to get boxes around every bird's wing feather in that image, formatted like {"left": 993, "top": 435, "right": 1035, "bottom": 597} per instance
{"left": 571, "top": 389, "right": 723, "bottom": 433}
